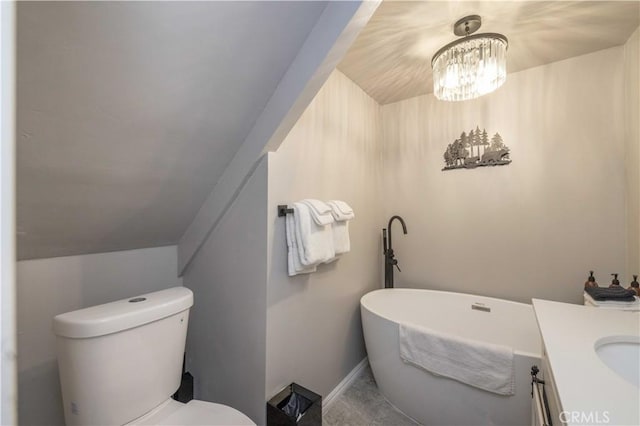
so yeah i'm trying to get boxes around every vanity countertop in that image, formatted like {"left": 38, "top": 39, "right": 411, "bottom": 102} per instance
{"left": 532, "top": 299, "right": 640, "bottom": 426}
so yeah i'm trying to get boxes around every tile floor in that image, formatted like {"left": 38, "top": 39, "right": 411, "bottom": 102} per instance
{"left": 323, "top": 365, "right": 419, "bottom": 426}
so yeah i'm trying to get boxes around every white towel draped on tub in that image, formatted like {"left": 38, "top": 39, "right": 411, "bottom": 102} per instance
{"left": 399, "top": 322, "right": 515, "bottom": 396}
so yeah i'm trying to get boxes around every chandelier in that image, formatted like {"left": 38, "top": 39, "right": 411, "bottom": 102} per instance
{"left": 431, "top": 15, "right": 508, "bottom": 101}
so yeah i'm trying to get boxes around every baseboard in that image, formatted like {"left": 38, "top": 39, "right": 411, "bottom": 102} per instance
{"left": 322, "top": 357, "right": 369, "bottom": 415}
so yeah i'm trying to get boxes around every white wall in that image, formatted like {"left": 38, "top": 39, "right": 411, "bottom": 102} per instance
{"left": 380, "top": 46, "right": 627, "bottom": 304}
{"left": 17, "top": 246, "right": 181, "bottom": 426}
{"left": 624, "top": 28, "right": 640, "bottom": 279}
{"left": 183, "top": 158, "right": 268, "bottom": 425}
{"left": 266, "top": 70, "right": 383, "bottom": 400}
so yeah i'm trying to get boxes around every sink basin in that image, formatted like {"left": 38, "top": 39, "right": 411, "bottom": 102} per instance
{"left": 595, "top": 336, "right": 640, "bottom": 388}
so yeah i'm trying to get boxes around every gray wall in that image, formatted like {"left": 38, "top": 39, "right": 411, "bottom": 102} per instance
{"left": 16, "top": 246, "right": 181, "bottom": 425}
{"left": 266, "top": 70, "right": 383, "bottom": 400}
{"left": 17, "top": 1, "right": 328, "bottom": 261}
{"left": 183, "top": 158, "right": 268, "bottom": 425}
{"left": 380, "top": 46, "right": 628, "bottom": 304}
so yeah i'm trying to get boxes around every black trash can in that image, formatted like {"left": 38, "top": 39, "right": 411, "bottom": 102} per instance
{"left": 267, "top": 383, "right": 322, "bottom": 426}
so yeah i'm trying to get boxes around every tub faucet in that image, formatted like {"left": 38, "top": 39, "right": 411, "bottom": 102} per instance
{"left": 383, "top": 215, "right": 407, "bottom": 288}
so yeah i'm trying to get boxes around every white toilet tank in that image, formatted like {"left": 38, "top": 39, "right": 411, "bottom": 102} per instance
{"left": 53, "top": 287, "right": 193, "bottom": 426}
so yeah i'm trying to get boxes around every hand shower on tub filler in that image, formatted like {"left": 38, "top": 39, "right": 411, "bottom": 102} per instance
{"left": 382, "top": 216, "right": 407, "bottom": 288}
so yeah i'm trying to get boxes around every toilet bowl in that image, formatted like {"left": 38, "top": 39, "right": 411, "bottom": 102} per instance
{"left": 53, "top": 287, "right": 255, "bottom": 426}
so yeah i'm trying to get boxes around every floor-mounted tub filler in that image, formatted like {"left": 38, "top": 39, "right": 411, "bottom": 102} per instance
{"left": 361, "top": 288, "right": 541, "bottom": 426}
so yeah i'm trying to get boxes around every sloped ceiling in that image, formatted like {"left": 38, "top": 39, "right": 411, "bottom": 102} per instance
{"left": 17, "top": 1, "right": 328, "bottom": 260}
{"left": 338, "top": 1, "right": 640, "bottom": 104}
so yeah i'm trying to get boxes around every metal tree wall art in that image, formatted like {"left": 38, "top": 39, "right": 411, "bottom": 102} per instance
{"left": 442, "top": 126, "right": 511, "bottom": 171}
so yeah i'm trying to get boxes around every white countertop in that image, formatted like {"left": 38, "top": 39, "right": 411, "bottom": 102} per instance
{"left": 532, "top": 299, "right": 640, "bottom": 426}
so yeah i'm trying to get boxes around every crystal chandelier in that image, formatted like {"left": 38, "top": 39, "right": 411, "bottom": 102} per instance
{"left": 431, "top": 15, "right": 508, "bottom": 101}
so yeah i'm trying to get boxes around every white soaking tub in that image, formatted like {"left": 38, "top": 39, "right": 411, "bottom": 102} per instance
{"left": 361, "top": 288, "right": 541, "bottom": 426}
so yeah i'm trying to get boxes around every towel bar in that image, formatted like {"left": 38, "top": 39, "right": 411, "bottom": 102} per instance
{"left": 277, "top": 205, "right": 294, "bottom": 217}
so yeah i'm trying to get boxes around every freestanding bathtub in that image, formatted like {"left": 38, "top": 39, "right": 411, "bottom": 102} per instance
{"left": 361, "top": 288, "right": 541, "bottom": 426}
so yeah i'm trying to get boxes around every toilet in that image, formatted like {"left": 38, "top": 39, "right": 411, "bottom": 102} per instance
{"left": 53, "top": 287, "right": 255, "bottom": 426}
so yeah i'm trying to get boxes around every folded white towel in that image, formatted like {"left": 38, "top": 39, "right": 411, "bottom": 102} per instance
{"left": 325, "top": 201, "right": 353, "bottom": 254}
{"left": 293, "top": 202, "right": 335, "bottom": 266}
{"left": 584, "top": 293, "right": 640, "bottom": 311}
{"left": 285, "top": 213, "right": 316, "bottom": 276}
{"left": 327, "top": 200, "right": 355, "bottom": 221}
{"left": 331, "top": 220, "right": 350, "bottom": 255}
{"left": 399, "top": 322, "right": 515, "bottom": 396}
{"left": 301, "top": 199, "right": 334, "bottom": 226}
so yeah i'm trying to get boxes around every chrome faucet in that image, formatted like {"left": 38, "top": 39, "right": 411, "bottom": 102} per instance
{"left": 383, "top": 215, "right": 407, "bottom": 288}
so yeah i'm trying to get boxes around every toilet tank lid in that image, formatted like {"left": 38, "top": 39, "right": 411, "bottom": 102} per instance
{"left": 53, "top": 287, "right": 193, "bottom": 338}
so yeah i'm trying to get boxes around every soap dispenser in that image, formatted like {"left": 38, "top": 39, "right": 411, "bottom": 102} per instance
{"left": 628, "top": 275, "right": 639, "bottom": 296}
{"left": 609, "top": 273, "right": 621, "bottom": 288}
{"left": 584, "top": 271, "right": 598, "bottom": 288}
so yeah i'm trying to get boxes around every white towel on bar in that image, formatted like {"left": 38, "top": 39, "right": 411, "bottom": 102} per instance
{"left": 293, "top": 202, "right": 335, "bottom": 266}
{"left": 327, "top": 200, "right": 355, "bottom": 220}
{"left": 399, "top": 322, "right": 515, "bottom": 396}
{"left": 330, "top": 221, "right": 350, "bottom": 255}
{"left": 326, "top": 201, "right": 354, "bottom": 255}
{"left": 285, "top": 213, "right": 316, "bottom": 276}
{"left": 301, "top": 199, "right": 334, "bottom": 226}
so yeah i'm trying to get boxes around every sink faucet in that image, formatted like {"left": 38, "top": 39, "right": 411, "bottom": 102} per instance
{"left": 383, "top": 215, "right": 407, "bottom": 288}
